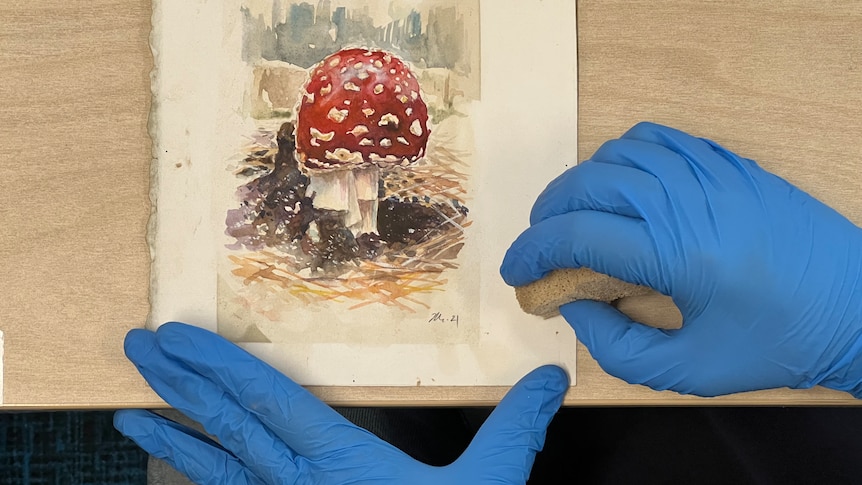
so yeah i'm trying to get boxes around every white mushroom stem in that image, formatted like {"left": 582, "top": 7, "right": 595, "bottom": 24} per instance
{"left": 307, "top": 166, "right": 380, "bottom": 237}
{"left": 352, "top": 166, "right": 380, "bottom": 236}
{"left": 307, "top": 169, "right": 360, "bottom": 228}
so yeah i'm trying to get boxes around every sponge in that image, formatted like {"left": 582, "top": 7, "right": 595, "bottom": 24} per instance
{"left": 613, "top": 292, "right": 683, "bottom": 329}
{"left": 514, "top": 267, "right": 684, "bottom": 329}
{"left": 513, "top": 267, "right": 653, "bottom": 318}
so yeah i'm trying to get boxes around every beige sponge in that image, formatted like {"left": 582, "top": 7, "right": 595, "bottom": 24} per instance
{"left": 614, "top": 292, "right": 683, "bottom": 329}
{"left": 513, "top": 267, "right": 653, "bottom": 319}
{"left": 514, "top": 267, "right": 684, "bottom": 329}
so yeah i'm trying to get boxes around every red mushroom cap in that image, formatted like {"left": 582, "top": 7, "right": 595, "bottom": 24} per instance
{"left": 295, "top": 48, "right": 430, "bottom": 173}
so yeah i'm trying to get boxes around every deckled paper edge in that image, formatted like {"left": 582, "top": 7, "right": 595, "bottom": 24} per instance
{"left": 145, "top": 0, "right": 163, "bottom": 331}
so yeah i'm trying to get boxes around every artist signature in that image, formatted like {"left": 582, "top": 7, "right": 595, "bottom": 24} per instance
{"left": 428, "top": 312, "right": 460, "bottom": 326}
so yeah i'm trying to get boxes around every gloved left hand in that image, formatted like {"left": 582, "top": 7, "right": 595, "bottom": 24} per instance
{"left": 114, "top": 322, "right": 569, "bottom": 485}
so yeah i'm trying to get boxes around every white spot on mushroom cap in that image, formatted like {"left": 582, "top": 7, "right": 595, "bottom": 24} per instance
{"left": 304, "top": 93, "right": 315, "bottom": 104}
{"left": 411, "top": 91, "right": 418, "bottom": 101}
{"left": 327, "top": 107, "right": 349, "bottom": 123}
{"left": 353, "top": 62, "right": 363, "bottom": 69}
{"left": 348, "top": 125, "right": 369, "bottom": 136}
{"left": 320, "top": 84, "right": 332, "bottom": 96}
{"left": 374, "top": 60, "right": 383, "bottom": 68}
{"left": 410, "top": 119, "right": 423, "bottom": 137}
{"left": 344, "top": 82, "right": 360, "bottom": 92}
{"left": 328, "top": 57, "right": 341, "bottom": 67}
{"left": 357, "top": 71, "right": 369, "bottom": 80}
{"left": 362, "top": 108, "right": 375, "bottom": 117}
{"left": 378, "top": 113, "right": 399, "bottom": 127}
{"left": 394, "top": 85, "right": 402, "bottom": 94}
{"left": 380, "top": 138, "right": 392, "bottom": 147}
{"left": 314, "top": 160, "right": 335, "bottom": 169}
{"left": 405, "top": 107, "right": 413, "bottom": 116}
{"left": 397, "top": 137, "right": 409, "bottom": 145}
{"left": 325, "top": 148, "right": 364, "bottom": 164}
{"left": 398, "top": 95, "right": 409, "bottom": 104}
{"left": 373, "top": 84, "right": 384, "bottom": 95}
{"left": 311, "top": 127, "right": 335, "bottom": 142}
{"left": 369, "top": 153, "right": 399, "bottom": 163}
{"left": 359, "top": 138, "right": 374, "bottom": 146}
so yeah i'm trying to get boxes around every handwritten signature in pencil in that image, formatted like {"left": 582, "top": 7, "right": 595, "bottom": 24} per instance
{"left": 428, "top": 312, "right": 460, "bottom": 326}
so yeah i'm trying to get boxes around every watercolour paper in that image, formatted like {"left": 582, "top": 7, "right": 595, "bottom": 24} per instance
{"left": 148, "top": 0, "right": 579, "bottom": 387}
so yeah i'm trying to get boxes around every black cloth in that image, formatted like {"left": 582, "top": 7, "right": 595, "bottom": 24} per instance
{"left": 336, "top": 406, "right": 862, "bottom": 484}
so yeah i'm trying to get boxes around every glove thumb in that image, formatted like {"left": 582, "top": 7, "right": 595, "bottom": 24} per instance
{"left": 562, "top": 300, "right": 689, "bottom": 393}
{"left": 450, "top": 365, "right": 568, "bottom": 482}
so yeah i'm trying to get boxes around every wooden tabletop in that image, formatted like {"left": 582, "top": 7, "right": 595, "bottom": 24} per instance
{"left": 1, "top": 0, "right": 860, "bottom": 408}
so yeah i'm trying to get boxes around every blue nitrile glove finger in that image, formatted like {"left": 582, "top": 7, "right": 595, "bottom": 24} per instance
{"left": 114, "top": 409, "right": 264, "bottom": 485}
{"left": 119, "top": 328, "right": 303, "bottom": 483}
{"left": 117, "top": 322, "right": 569, "bottom": 484}
{"left": 560, "top": 300, "right": 695, "bottom": 393}
{"left": 501, "top": 121, "right": 862, "bottom": 398}
{"left": 501, "top": 210, "right": 662, "bottom": 291}
{"left": 456, "top": 364, "right": 569, "bottom": 481}
{"left": 527, "top": 160, "right": 665, "bottom": 224}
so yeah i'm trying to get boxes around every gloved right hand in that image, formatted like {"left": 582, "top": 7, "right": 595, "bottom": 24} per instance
{"left": 500, "top": 122, "right": 862, "bottom": 398}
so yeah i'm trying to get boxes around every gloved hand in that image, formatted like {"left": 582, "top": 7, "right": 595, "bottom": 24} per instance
{"left": 500, "top": 121, "right": 862, "bottom": 398}
{"left": 114, "top": 322, "right": 568, "bottom": 484}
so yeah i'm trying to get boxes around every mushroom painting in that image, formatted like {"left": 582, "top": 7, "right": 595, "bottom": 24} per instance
{"left": 222, "top": 0, "right": 480, "bottom": 318}
{"left": 296, "top": 47, "right": 430, "bottom": 240}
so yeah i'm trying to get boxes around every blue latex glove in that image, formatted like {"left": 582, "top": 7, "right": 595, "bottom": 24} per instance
{"left": 501, "top": 121, "right": 862, "bottom": 398}
{"left": 114, "top": 322, "right": 568, "bottom": 484}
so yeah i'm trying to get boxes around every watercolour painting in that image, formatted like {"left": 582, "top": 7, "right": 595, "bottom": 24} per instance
{"left": 148, "top": 0, "right": 579, "bottom": 387}
{"left": 218, "top": 0, "right": 482, "bottom": 345}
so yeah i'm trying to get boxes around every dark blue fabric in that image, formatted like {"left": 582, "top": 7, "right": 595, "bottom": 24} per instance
{"left": 0, "top": 411, "right": 147, "bottom": 485}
